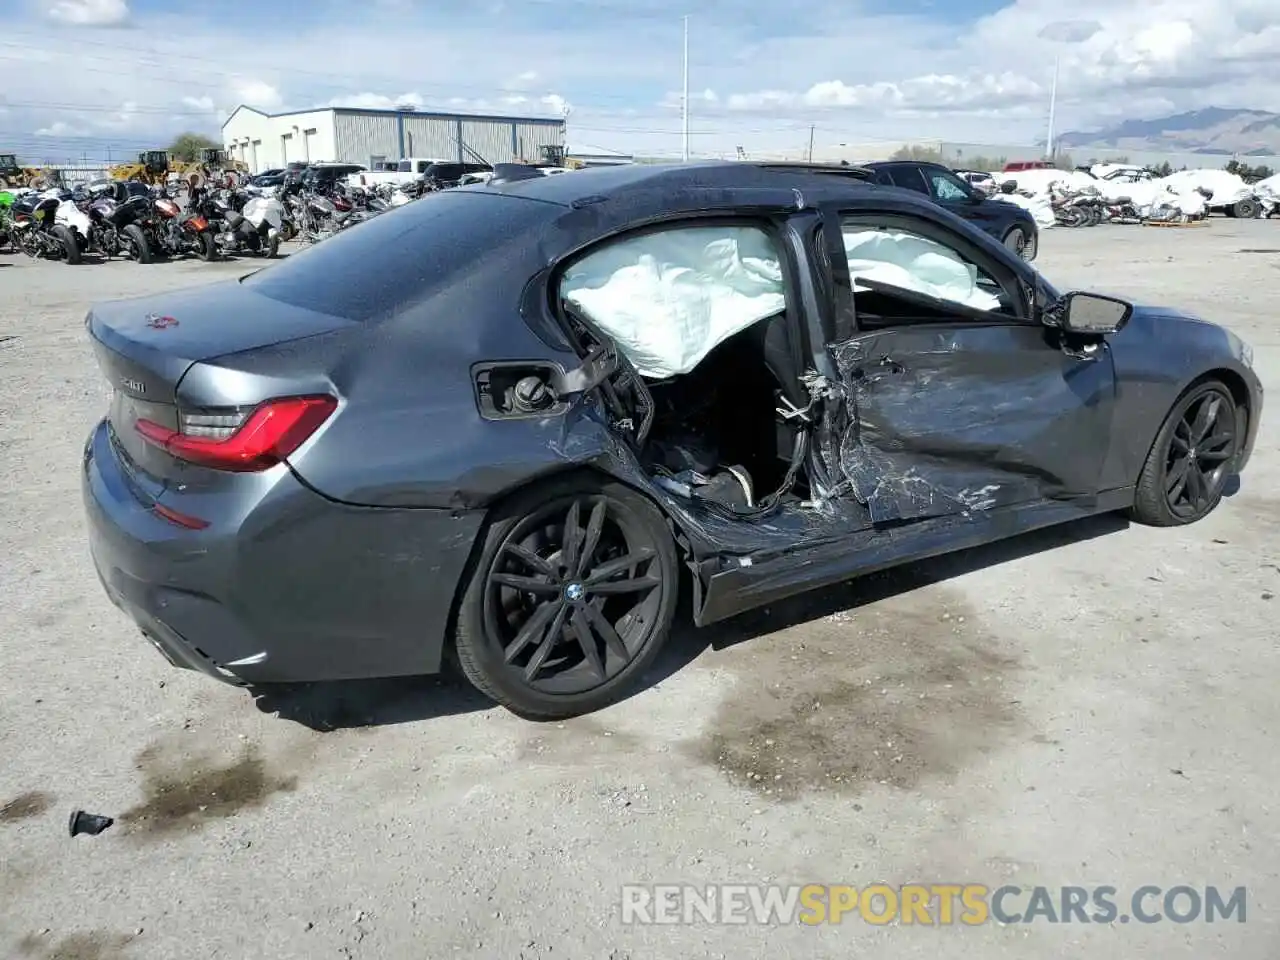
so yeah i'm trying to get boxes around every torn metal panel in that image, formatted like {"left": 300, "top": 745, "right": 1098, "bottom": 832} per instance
{"left": 549, "top": 389, "right": 864, "bottom": 562}
{"left": 822, "top": 324, "right": 1119, "bottom": 523}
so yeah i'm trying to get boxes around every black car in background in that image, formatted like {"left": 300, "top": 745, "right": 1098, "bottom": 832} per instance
{"left": 420, "top": 161, "right": 492, "bottom": 189}
{"left": 299, "top": 162, "right": 366, "bottom": 191}
{"left": 247, "top": 169, "right": 286, "bottom": 189}
{"left": 865, "top": 160, "right": 1039, "bottom": 261}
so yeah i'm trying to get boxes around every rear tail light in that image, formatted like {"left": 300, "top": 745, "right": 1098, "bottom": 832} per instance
{"left": 135, "top": 395, "right": 337, "bottom": 472}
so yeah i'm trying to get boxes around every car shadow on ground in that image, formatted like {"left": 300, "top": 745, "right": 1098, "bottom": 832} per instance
{"left": 251, "top": 512, "right": 1130, "bottom": 733}
{"left": 647, "top": 512, "right": 1131, "bottom": 685}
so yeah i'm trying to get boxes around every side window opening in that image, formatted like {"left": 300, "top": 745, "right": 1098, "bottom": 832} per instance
{"left": 554, "top": 221, "right": 810, "bottom": 516}
{"left": 839, "top": 219, "right": 1016, "bottom": 325}
{"left": 930, "top": 172, "right": 970, "bottom": 201}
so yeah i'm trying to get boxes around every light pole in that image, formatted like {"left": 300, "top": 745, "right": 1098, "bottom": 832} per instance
{"left": 1037, "top": 20, "right": 1101, "bottom": 162}
{"left": 1045, "top": 54, "right": 1060, "bottom": 160}
{"left": 681, "top": 15, "right": 690, "bottom": 162}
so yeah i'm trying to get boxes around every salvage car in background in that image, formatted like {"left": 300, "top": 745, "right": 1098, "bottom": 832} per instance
{"left": 82, "top": 162, "right": 1261, "bottom": 719}
{"left": 864, "top": 160, "right": 1040, "bottom": 261}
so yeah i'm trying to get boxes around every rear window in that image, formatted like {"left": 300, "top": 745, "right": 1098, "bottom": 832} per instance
{"left": 241, "top": 191, "right": 553, "bottom": 323}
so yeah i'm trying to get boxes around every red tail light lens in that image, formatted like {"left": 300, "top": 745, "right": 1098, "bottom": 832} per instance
{"left": 136, "top": 395, "right": 337, "bottom": 472}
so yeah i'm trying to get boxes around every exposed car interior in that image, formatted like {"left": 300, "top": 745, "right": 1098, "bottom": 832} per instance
{"left": 556, "top": 216, "right": 1014, "bottom": 520}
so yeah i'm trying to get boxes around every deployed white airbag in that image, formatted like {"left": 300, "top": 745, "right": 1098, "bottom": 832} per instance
{"left": 559, "top": 225, "right": 785, "bottom": 379}
{"left": 559, "top": 223, "right": 1002, "bottom": 379}
{"left": 843, "top": 227, "right": 1003, "bottom": 312}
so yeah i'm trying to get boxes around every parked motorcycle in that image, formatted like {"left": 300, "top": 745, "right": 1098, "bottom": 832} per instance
{"left": 152, "top": 189, "right": 218, "bottom": 260}
{"left": 211, "top": 190, "right": 284, "bottom": 257}
{"left": 53, "top": 190, "right": 93, "bottom": 255}
{"left": 76, "top": 181, "right": 153, "bottom": 260}
{"left": 0, "top": 190, "right": 14, "bottom": 251}
{"left": 1102, "top": 196, "right": 1143, "bottom": 224}
{"left": 10, "top": 193, "right": 81, "bottom": 263}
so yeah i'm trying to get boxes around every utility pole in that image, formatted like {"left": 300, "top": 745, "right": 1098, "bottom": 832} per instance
{"left": 807, "top": 124, "right": 815, "bottom": 162}
{"left": 681, "top": 15, "right": 690, "bottom": 162}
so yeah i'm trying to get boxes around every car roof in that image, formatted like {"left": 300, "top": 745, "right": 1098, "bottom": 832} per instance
{"left": 478, "top": 159, "right": 882, "bottom": 208}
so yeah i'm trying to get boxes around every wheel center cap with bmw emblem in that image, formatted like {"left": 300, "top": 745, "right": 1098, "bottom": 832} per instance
{"left": 564, "top": 582, "right": 586, "bottom": 603}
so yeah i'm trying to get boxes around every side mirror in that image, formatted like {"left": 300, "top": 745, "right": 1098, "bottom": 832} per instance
{"left": 1056, "top": 291, "right": 1133, "bottom": 335}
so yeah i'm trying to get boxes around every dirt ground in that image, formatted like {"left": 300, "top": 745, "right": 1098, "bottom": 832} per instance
{"left": 1, "top": 220, "right": 1277, "bottom": 959}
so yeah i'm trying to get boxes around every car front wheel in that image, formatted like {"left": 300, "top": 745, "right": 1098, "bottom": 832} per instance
{"left": 454, "top": 476, "right": 679, "bottom": 718}
{"left": 1003, "top": 225, "right": 1034, "bottom": 261}
{"left": 1131, "top": 379, "right": 1240, "bottom": 527}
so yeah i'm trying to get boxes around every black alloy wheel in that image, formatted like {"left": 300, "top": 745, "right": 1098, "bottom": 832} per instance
{"left": 455, "top": 478, "right": 678, "bottom": 718}
{"left": 1132, "top": 381, "right": 1240, "bottom": 526}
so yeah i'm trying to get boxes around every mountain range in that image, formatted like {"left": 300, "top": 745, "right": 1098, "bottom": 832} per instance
{"left": 1057, "top": 107, "right": 1280, "bottom": 156}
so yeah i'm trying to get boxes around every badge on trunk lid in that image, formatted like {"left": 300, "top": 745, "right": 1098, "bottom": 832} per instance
{"left": 121, "top": 377, "right": 146, "bottom": 394}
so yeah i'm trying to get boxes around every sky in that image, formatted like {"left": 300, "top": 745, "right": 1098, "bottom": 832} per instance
{"left": 0, "top": 0, "right": 1277, "bottom": 162}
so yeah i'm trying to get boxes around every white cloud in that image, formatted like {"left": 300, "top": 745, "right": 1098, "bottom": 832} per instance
{"left": 328, "top": 91, "right": 425, "bottom": 110}
{"left": 3, "top": 0, "right": 1279, "bottom": 160}
{"left": 34, "top": 120, "right": 88, "bottom": 137}
{"left": 231, "top": 79, "right": 282, "bottom": 110}
{"left": 541, "top": 94, "right": 571, "bottom": 117}
{"left": 42, "top": 0, "right": 129, "bottom": 26}
{"left": 504, "top": 70, "right": 539, "bottom": 90}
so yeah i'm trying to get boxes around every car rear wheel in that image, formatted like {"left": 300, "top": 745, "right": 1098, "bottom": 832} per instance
{"left": 1131, "top": 380, "right": 1240, "bottom": 527}
{"left": 454, "top": 476, "right": 679, "bottom": 719}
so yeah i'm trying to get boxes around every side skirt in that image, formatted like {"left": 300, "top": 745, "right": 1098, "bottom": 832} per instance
{"left": 693, "top": 487, "right": 1135, "bottom": 626}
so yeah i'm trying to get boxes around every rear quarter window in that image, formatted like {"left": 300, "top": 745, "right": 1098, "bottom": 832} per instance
{"left": 241, "top": 191, "right": 553, "bottom": 323}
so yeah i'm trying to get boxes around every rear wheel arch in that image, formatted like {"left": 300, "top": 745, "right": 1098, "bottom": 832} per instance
{"left": 447, "top": 467, "right": 684, "bottom": 716}
{"left": 442, "top": 464, "right": 694, "bottom": 666}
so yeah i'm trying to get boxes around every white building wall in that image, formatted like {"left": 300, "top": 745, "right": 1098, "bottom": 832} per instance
{"left": 223, "top": 106, "right": 566, "bottom": 172}
{"left": 222, "top": 107, "right": 337, "bottom": 172}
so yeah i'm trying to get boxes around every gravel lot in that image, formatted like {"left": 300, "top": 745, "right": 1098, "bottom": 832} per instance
{"left": 1, "top": 222, "right": 1277, "bottom": 960}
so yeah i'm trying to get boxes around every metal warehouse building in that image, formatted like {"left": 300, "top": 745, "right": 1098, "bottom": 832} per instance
{"left": 221, "top": 104, "right": 566, "bottom": 173}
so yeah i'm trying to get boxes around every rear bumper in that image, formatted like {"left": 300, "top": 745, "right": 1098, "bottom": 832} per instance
{"left": 82, "top": 418, "right": 486, "bottom": 685}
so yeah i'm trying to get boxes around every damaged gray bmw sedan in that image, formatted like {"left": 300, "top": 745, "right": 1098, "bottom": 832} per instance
{"left": 82, "top": 162, "right": 1263, "bottom": 718}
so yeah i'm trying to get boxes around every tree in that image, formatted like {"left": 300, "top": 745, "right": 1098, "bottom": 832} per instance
{"left": 1146, "top": 161, "right": 1174, "bottom": 178}
{"left": 1225, "top": 159, "right": 1273, "bottom": 183}
{"left": 891, "top": 144, "right": 1007, "bottom": 170}
{"left": 167, "top": 132, "right": 221, "bottom": 162}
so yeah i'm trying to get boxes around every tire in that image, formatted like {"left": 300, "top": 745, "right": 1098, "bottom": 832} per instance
{"left": 1130, "top": 379, "right": 1241, "bottom": 527}
{"left": 454, "top": 476, "right": 679, "bottom": 719}
{"left": 1232, "top": 198, "right": 1260, "bottom": 219}
{"left": 1002, "top": 225, "right": 1029, "bottom": 260}
{"left": 51, "top": 225, "right": 81, "bottom": 264}
{"left": 194, "top": 230, "right": 218, "bottom": 261}
{"left": 122, "top": 223, "right": 152, "bottom": 263}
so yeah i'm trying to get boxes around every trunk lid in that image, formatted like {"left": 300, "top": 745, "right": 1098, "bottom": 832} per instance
{"left": 87, "top": 279, "right": 357, "bottom": 491}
